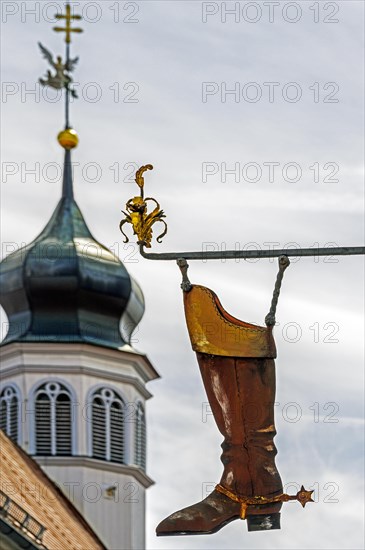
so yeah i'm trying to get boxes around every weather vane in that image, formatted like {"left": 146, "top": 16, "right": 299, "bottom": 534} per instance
{"left": 38, "top": 1, "right": 83, "bottom": 150}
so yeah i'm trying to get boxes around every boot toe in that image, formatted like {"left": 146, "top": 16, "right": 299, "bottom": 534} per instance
{"left": 156, "top": 491, "right": 240, "bottom": 536}
{"left": 157, "top": 501, "right": 215, "bottom": 536}
{"left": 156, "top": 509, "right": 203, "bottom": 536}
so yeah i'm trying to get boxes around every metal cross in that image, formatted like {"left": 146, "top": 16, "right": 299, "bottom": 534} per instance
{"left": 54, "top": 3, "right": 83, "bottom": 44}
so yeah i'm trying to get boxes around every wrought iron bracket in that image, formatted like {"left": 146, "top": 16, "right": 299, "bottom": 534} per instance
{"left": 120, "top": 165, "right": 365, "bottom": 262}
{"left": 139, "top": 244, "right": 365, "bottom": 261}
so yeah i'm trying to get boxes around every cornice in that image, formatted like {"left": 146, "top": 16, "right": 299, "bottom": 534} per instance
{"left": 0, "top": 363, "right": 153, "bottom": 400}
{"left": 33, "top": 456, "right": 154, "bottom": 489}
{"left": 0, "top": 342, "right": 160, "bottom": 383}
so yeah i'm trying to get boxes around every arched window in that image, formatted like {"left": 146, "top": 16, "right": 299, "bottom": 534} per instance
{"left": 0, "top": 386, "right": 19, "bottom": 443}
{"left": 135, "top": 403, "right": 146, "bottom": 470}
{"left": 91, "top": 388, "right": 125, "bottom": 463}
{"left": 34, "top": 382, "right": 72, "bottom": 456}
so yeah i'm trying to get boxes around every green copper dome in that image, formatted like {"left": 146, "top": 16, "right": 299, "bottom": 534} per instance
{"left": 0, "top": 151, "right": 144, "bottom": 350}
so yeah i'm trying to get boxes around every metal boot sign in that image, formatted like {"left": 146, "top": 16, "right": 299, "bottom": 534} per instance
{"left": 120, "top": 166, "right": 364, "bottom": 536}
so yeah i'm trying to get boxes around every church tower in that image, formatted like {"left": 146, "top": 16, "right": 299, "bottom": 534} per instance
{"left": 0, "top": 6, "right": 159, "bottom": 549}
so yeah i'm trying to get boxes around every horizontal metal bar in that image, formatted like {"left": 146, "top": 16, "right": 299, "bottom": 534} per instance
{"left": 139, "top": 245, "right": 365, "bottom": 261}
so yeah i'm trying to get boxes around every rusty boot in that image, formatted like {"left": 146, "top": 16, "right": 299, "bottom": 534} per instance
{"left": 156, "top": 284, "right": 283, "bottom": 536}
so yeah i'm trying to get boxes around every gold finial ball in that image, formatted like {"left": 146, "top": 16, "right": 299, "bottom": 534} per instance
{"left": 57, "top": 128, "right": 79, "bottom": 149}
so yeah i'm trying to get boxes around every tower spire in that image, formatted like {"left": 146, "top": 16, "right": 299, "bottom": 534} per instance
{"left": 62, "top": 149, "right": 74, "bottom": 199}
{"left": 38, "top": 1, "right": 83, "bottom": 159}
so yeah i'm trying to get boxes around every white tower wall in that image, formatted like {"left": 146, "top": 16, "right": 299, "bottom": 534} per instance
{"left": 0, "top": 342, "right": 157, "bottom": 550}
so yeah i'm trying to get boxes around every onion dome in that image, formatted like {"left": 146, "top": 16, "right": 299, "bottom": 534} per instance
{"left": 0, "top": 144, "right": 144, "bottom": 350}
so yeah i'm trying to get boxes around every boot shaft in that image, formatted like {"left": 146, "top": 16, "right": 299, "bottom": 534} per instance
{"left": 197, "top": 352, "right": 283, "bottom": 499}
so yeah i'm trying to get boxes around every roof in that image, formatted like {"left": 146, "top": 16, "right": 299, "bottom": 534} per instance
{"left": 0, "top": 430, "right": 105, "bottom": 550}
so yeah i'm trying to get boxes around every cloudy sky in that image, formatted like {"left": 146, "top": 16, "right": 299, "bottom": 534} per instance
{"left": 1, "top": 1, "right": 364, "bottom": 549}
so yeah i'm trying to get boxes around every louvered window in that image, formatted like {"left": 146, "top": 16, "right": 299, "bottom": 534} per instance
{"left": 0, "top": 386, "right": 19, "bottom": 443}
{"left": 34, "top": 382, "right": 72, "bottom": 456}
{"left": 135, "top": 403, "right": 146, "bottom": 470}
{"left": 92, "top": 397, "right": 106, "bottom": 460}
{"left": 91, "top": 388, "right": 125, "bottom": 463}
{"left": 35, "top": 394, "right": 51, "bottom": 455}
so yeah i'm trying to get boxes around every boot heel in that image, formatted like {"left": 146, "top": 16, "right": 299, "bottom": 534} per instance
{"left": 247, "top": 513, "right": 281, "bottom": 531}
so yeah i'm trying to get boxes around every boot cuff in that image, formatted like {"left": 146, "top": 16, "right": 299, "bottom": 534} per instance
{"left": 184, "top": 285, "right": 277, "bottom": 358}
